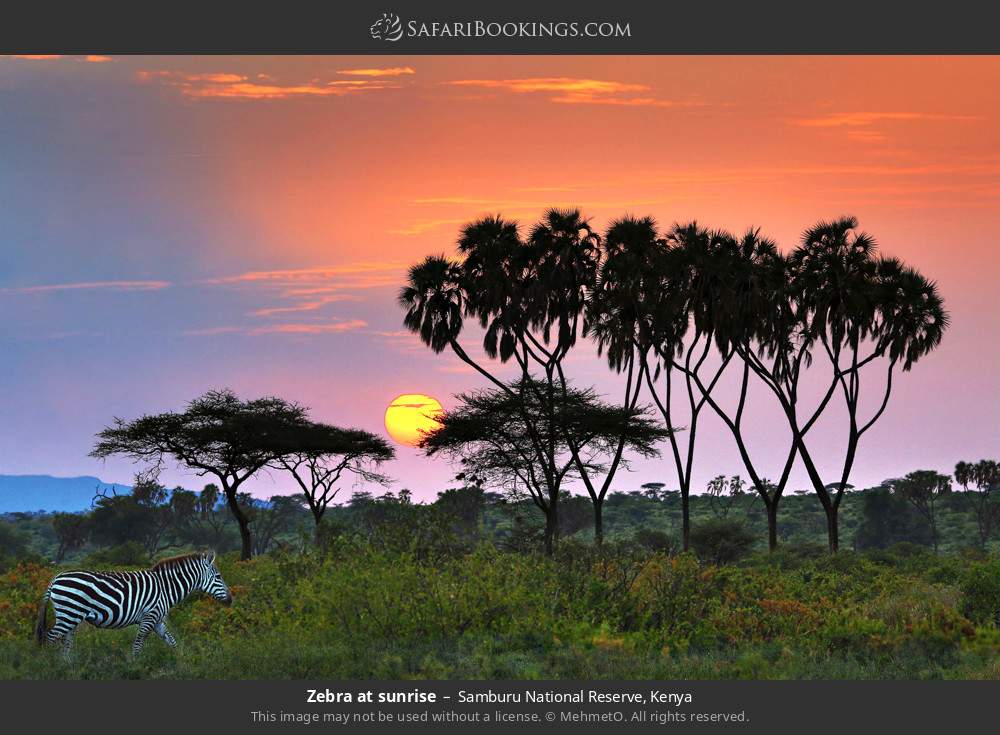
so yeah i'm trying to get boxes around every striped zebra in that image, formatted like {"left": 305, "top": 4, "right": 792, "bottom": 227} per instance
{"left": 35, "top": 551, "right": 232, "bottom": 656}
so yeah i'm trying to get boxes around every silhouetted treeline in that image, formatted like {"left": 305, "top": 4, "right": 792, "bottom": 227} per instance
{"left": 2, "top": 468, "right": 997, "bottom": 570}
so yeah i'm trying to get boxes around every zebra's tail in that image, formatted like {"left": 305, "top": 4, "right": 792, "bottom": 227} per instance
{"left": 35, "top": 588, "right": 50, "bottom": 645}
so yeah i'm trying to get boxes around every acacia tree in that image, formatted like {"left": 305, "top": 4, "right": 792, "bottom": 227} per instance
{"left": 887, "top": 470, "right": 952, "bottom": 551}
{"left": 420, "top": 379, "right": 665, "bottom": 554}
{"left": 278, "top": 422, "right": 394, "bottom": 531}
{"left": 955, "top": 460, "right": 1000, "bottom": 549}
{"left": 91, "top": 389, "right": 311, "bottom": 560}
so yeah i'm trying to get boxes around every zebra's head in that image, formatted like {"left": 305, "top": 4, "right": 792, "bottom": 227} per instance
{"left": 199, "top": 551, "right": 232, "bottom": 606}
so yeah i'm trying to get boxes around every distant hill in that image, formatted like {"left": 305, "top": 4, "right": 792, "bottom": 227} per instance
{"left": 0, "top": 475, "right": 130, "bottom": 513}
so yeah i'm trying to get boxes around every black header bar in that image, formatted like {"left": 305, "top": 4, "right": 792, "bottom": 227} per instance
{"left": 3, "top": 0, "right": 1000, "bottom": 55}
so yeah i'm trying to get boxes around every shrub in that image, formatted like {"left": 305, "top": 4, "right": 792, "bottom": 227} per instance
{"left": 690, "top": 519, "right": 755, "bottom": 565}
{"left": 960, "top": 561, "right": 1000, "bottom": 626}
{"left": 0, "top": 521, "right": 31, "bottom": 560}
{"left": 628, "top": 553, "right": 720, "bottom": 649}
{"left": 633, "top": 527, "right": 675, "bottom": 553}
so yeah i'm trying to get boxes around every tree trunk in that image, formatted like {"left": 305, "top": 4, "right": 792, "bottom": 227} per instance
{"left": 766, "top": 502, "right": 779, "bottom": 552}
{"left": 794, "top": 441, "right": 838, "bottom": 554}
{"left": 824, "top": 505, "right": 839, "bottom": 553}
{"left": 223, "top": 487, "right": 253, "bottom": 561}
{"left": 593, "top": 499, "right": 604, "bottom": 547}
{"left": 543, "top": 513, "right": 556, "bottom": 557}
{"left": 681, "top": 489, "right": 690, "bottom": 552}
{"left": 313, "top": 508, "right": 325, "bottom": 544}
{"left": 236, "top": 516, "right": 252, "bottom": 561}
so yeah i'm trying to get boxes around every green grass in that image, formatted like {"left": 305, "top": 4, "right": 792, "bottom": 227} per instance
{"left": 3, "top": 542, "right": 1000, "bottom": 680}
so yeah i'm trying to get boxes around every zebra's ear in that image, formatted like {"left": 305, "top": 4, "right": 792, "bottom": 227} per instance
{"left": 205, "top": 550, "right": 216, "bottom": 565}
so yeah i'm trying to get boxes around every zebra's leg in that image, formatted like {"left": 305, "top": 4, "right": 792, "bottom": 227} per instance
{"left": 154, "top": 620, "right": 177, "bottom": 648}
{"left": 60, "top": 627, "right": 77, "bottom": 660}
{"left": 46, "top": 612, "right": 82, "bottom": 651}
{"left": 131, "top": 615, "right": 157, "bottom": 658}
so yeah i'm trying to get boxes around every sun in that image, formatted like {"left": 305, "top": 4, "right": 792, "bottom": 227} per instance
{"left": 384, "top": 393, "right": 444, "bottom": 447}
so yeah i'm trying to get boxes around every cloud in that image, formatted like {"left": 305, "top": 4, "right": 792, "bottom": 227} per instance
{"left": 337, "top": 67, "right": 415, "bottom": 77}
{"left": 791, "top": 112, "right": 979, "bottom": 127}
{"left": 2, "top": 55, "right": 112, "bottom": 63}
{"left": 248, "top": 293, "right": 360, "bottom": 318}
{"left": 446, "top": 77, "right": 647, "bottom": 95}
{"left": 136, "top": 69, "right": 400, "bottom": 100}
{"left": 2, "top": 280, "right": 170, "bottom": 295}
{"left": 200, "top": 261, "right": 400, "bottom": 334}
{"left": 186, "top": 319, "right": 367, "bottom": 337}
{"left": 204, "top": 262, "right": 405, "bottom": 288}
{"left": 551, "top": 94, "right": 699, "bottom": 108}
{"left": 372, "top": 330, "right": 413, "bottom": 339}
{"left": 443, "top": 77, "right": 696, "bottom": 108}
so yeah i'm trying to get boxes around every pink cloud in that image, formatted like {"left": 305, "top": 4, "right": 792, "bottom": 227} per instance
{"left": 337, "top": 67, "right": 415, "bottom": 77}
{"left": 204, "top": 262, "right": 405, "bottom": 287}
{"left": 136, "top": 70, "right": 400, "bottom": 100}
{"left": 443, "top": 77, "right": 695, "bottom": 108}
{"left": 186, "top": 319, "right": 368, "bottom": 337}
{"left": 4, "top": 280, "right": 170, "bottom": 294}
{"left": 2, "top": 55, "right": 113, "bottom": 63}
{"left": 791, "top": 111, "right": 979, "bottom": 127}
{"left": 249, "top": 293, "right": 360, "bottom": 317}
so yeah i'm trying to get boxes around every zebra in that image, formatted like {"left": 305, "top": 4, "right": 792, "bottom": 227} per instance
{"left": 35, "top": 550, "right": 232, "bottom": 657}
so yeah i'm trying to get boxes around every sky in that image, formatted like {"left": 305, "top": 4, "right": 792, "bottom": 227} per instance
{"left": 0, "top": 55, "right": 998, "bottom": 502}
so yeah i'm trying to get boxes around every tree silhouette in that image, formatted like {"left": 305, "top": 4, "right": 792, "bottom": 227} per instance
{"left": 681, "top": 228, "right": 806, "bottom": 551}
{"left": 887, "top": 470, "right": 952, "bottom": 551}
{"left": 400, "top": 210, "right": 652, "bottom": 547}
{"left": 782, "top": 218, "right": 948, "bottom": 551}
{"left": 278, "top": 422, "right": 393, "bottom": 531}
{"left": 587, "top": 216, "right": 691, "bottom": 544}
{"left": 955, "top": 459, "right": 1000, "bottom": 549}
{"left": 590, "top": 220, "right": 800, "bottom": 550}
{"left": 706, "top": 475, "right": 746, "bottom": 519}
{"left": 420, "top": 379, "right": 665, "bottom": 554}
{"left": 402, "top": 211, "right": 947, "bottom": 555}
{"left": 91, "top": 389, "right": 311, "bottom": 560}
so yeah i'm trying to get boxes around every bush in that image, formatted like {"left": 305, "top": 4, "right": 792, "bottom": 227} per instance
{"left": 0, "top": 521, "right": 31, "bottom": 559}
{"left": 745, "top": 541, "right": 827, "bottom": 571}
{"left": 633, "top": 527, "right": 675, "bottom": 553}
{"left": 961, "top": 561, "right": 1000, "bottom": 626}
{"left": 690, "top": 519, "right": 755, "bottom": 564}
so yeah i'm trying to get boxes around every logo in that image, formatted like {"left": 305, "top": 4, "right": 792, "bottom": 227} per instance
{"left": 370, "top": 12, "right": 403, "bottom": 42}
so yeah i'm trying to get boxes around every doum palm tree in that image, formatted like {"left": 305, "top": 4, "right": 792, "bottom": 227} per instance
{"left": 785, "top": 218, "right": 948, "bottom": 551}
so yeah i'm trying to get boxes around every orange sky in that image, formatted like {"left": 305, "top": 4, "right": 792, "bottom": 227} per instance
{"left": 1, "top": 55, "right": 998, "bottom": 498}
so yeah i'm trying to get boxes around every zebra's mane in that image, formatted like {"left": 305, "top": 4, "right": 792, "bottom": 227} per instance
{"left": 150, "top": 552, "right": 205, "bottom": 572}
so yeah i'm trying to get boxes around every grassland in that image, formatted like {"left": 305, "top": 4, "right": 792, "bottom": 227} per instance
{"left": 2, "top": 541, "right": 999, "bottom": 680}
